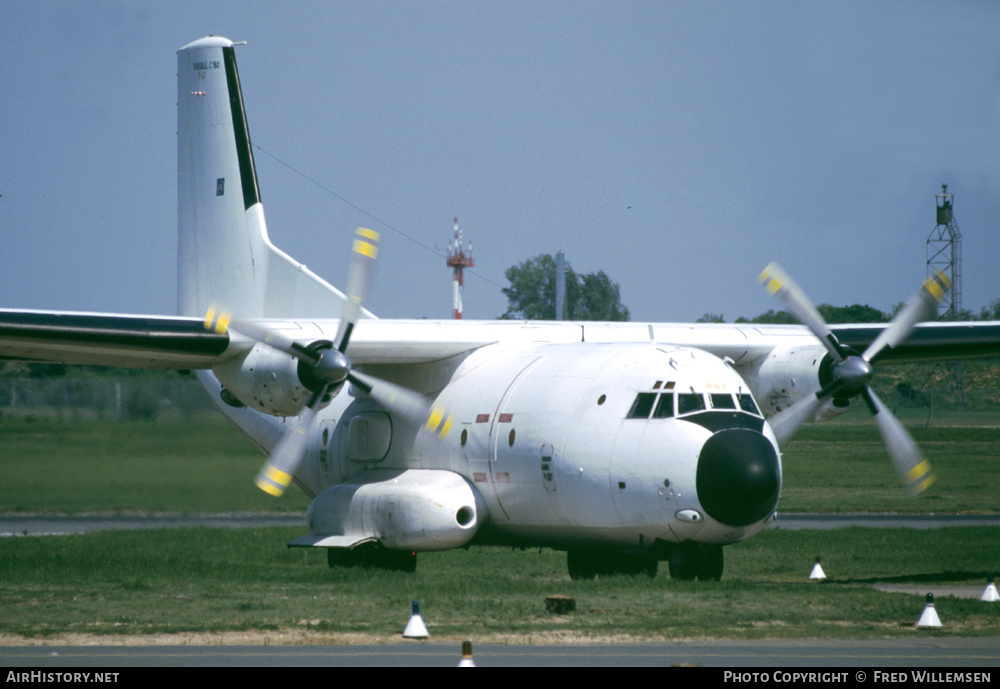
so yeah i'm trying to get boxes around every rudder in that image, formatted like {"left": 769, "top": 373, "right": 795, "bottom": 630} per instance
{"left": 176, "top": 36, "right": 350, "bottom": 319}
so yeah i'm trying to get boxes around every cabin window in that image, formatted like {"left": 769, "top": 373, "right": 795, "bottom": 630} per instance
{"left": 677, "top": 392, "right": 706, "bottom": 415}
{"left": 627, "top": 393, "right": 657, "bottom": 419}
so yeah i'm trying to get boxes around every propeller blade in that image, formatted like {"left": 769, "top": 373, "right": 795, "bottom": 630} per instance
{"left": 767, "top": 386, "right": 839, "bottom": 444}
{"left": 204, "top": 306, "right": 321, "bottom": 365}
{"left": 759, "top": 262, "right": 938, "bottom": 495}
{"left": 208, "top": 229, "right": 384, "bottom": 497}
{"left": 214, "top": 228, "right": 382, "bottom": 497}
{"left": 862, "top": 269, "right": 951, "bottom": 363}
{"left": 337, "top": 227, "right": 380, "bottom": 352}
{"left": 254, "top": 388, "right": 325, "bottom": 497}
{"left": 349, "top": 372, "right": 456, "bottom": 439}
{"left": 759, "top": 262, "right": 844, "bottom": 362}
{"left": 863, "top": 389, "right": 936, "bottom": 495}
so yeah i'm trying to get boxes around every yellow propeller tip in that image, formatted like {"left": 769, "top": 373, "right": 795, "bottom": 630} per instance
{"left": 256, "top": 480, "right": 286, "bottom": 497}
{"left": 356, "top": 227, "right": 381, "bottom": 242}
{"left": 255, "top": 465, "right": 292, "bottom": 497}
{"left": 202, "top": 306, "right": 231, "bottom": 334}
{"left": 758, "top": 263, "right": 784, "bottom": 287}
{"left": 912, "top": 473, "right": 936, "bottom": 494}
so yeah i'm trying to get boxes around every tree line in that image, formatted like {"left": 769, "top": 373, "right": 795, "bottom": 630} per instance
{"left": 500, "top": 253, "right": 1000, "bottom": 324}
{"left": 697, "top": 298, "right": 1000, "bottom": 325}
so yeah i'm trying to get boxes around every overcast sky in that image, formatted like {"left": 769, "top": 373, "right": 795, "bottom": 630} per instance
{"left": 3, "top": 1, "right": 999, "bottom": 324}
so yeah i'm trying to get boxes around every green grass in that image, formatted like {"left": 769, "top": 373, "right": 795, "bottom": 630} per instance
{"left": 779, "top": 422, "right": 1000, "bottom": 513}
{"left": 0, "top": 417, "right": 311, "bottom": 514}
{"left": 1, "top": 414, "right": 998, "bottom": 642}
{"left": 0, "top": 526, "right": 997, "bottom": 641}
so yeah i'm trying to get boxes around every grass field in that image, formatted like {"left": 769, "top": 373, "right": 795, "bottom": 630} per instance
{"left": 0, "top": 416, "right": 311, "bottom": 514}
{"left": 1, "top": 526, "right": 998, "bottom": 642}
{"left": 1, "top": 413, "right": 998, "bottom": 642}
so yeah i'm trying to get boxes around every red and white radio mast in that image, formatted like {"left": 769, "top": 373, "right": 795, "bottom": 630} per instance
{"left": 446, "top": 218, "right": 474, "bottom": 319}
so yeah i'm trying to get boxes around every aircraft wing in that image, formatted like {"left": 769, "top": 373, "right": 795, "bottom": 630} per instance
{"left": 4, "top": 309, "right": 1000, "bottom": 372}
{"left": 0, "top": 309, "right": 232, "bottom": 370}
{"left": 0, "top": 310, "right": 514, "bottom": 370}
{"left": 830, "top": 322, "right": 1000, "bottom": 363}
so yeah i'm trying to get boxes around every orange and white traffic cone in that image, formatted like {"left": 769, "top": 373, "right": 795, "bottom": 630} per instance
{"left": 458, "top": 640, "right": 475, "bottom": 667}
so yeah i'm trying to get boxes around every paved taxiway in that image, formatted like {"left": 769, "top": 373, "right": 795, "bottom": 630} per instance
{"left": 2, "top": 638, "right": 999, "bottom": 667}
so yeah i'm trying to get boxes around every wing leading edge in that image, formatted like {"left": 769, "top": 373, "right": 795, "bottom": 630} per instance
{"left": 830, "top": 322, "right": 1000, "bottom": 363}
{"left": 4, "top": 310, "right": 1000, "bottom": 373}
{"left": 0, "top": 310, "right": 230, "bottom": 370}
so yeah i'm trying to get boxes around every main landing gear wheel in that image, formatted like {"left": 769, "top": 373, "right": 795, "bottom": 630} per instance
{"left": 327, "top": 544, "right": 417, "bottom": 573}
{"left": 668, "top": 542, "right": 724, "bottom": 581}
{"left": 567, "top": 548, "right": 658, "bottom": 580}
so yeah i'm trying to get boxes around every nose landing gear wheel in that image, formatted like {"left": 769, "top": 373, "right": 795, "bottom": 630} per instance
{"left": 567, "top": 548, "right": 658, "bottom": 580}
{"left": 668, "top": 542, "right": 724, "bottom": 581}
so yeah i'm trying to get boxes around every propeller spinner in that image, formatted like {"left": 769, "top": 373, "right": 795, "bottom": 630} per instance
{"left": 206, "top": 227, "right": 453, "bottom": 497}
{"left": 758, "top": 263, "right": 950, "bottom": 495}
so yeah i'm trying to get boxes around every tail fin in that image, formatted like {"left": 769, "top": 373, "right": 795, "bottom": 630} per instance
{"left": 176, "top": 36, "right": 349, "bottom": 319}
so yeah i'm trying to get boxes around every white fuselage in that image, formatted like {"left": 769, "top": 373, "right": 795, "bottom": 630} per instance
{"left": 211, "top": 336, "right": 783, "bottom": 553}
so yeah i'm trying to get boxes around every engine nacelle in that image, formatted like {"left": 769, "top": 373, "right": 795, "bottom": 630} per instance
{"left": 749, "top": 345, "right": 831, "bottom": 416}
{"left": 304, "top": 470, "right": 488, "bottom": 552}
{"left": 213, "top": 343, "right": 319, "bottom": 417}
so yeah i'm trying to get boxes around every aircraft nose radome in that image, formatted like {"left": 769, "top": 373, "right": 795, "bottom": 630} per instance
{"left": 696, "top": 429, "right": 780, "bottom": 527}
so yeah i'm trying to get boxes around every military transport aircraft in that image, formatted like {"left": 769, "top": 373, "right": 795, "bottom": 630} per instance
{"left": 4, "top": 36, "right": 1000, "bottom": 580}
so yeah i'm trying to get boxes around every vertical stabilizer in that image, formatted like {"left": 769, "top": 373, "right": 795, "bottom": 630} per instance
{"left": 177, "top": 36, "right": 350, "bottom": 319}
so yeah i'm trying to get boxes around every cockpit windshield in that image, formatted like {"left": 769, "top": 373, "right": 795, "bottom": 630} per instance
{"left": 677, "top": 392, "right": 706, "bottom": 415}
{"left": 626, "top": 385, "right": 761, "bottom": 420}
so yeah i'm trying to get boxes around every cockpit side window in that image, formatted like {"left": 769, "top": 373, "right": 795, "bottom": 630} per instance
{"left": 627, "top": 393, "right": 657, "bottom": 419}
{"left": 738, "top": 393, "right": 760, "bottom": 415}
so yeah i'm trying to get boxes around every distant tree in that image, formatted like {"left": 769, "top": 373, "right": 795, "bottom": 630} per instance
{"left": 500, "top": 254, "right": 566, "bottom": 320}
{"left": 735, "top": 304, "right": 888, "bottom": 325}
{"left": 741, "top": 309, "right": 798, "bottom": 325}
{"left": 696, "top": 313, "right": 726, "bottom": 323}
{"left": 500, "top": 254, "right": 629, "bottom": 321}
{"left": 577, "top": 271, "right": 630, "bottom": 321}
{"left": 978, "top": 298, "right": 1000, "bottom": 321}
{"left": 816, "top": 303, "right": 888, "bottom": 323}
{"left": 739, "top": 298, "right": 1000, "bottom": 325}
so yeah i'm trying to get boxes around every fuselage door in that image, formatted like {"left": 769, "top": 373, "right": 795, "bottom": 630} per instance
{"left": 318, "top": 419, "right": 341, "bottom": 482}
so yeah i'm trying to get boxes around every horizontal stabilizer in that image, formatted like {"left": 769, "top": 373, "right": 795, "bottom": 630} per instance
{"left": 288, "top": 534, "right": 375, "bottom": 548}
{"left": 287, "top": 534, "right": 376, "bottom": 549}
